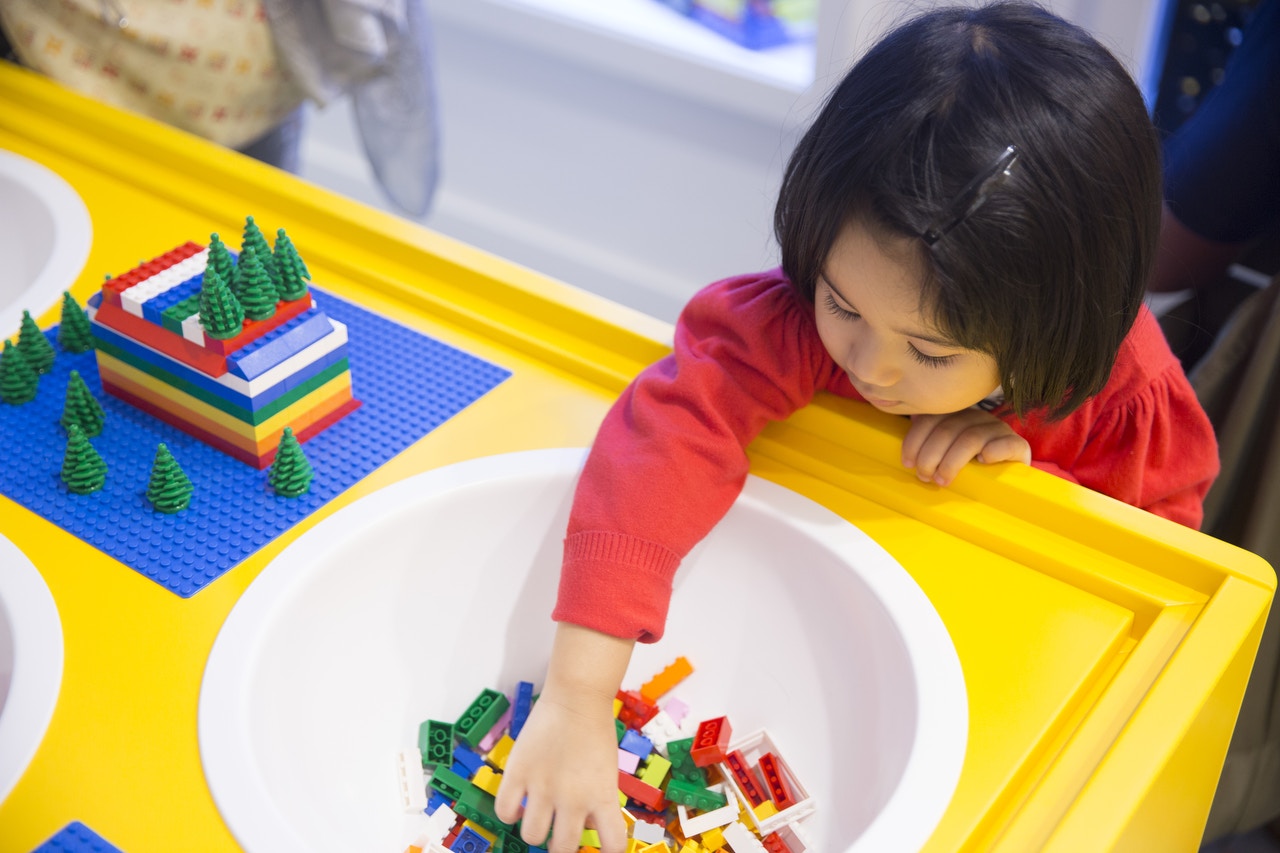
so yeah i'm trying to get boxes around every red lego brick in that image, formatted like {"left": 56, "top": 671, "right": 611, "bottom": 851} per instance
{"left": 201, "top": 295, "right": 312, "bottom": 354}
{"left": 103, "top": 241, "right": 203, "bottom": 303}
{"left": 724, "top": 749, "right": 768, "bottom": 807}
{"left": 690, "top": 716, "right": 732, "bottom": 768}
{"left": 758, "top": 752, "right": 796, "bottom": 811}
{"left": 617, "top": 769, "right": 666, "bottom": 811}
{"left": 761, "top": 831, "right": 793, "bottom": 853}
{"left": 616, "top": 689, "right": 659, "bottom": 729}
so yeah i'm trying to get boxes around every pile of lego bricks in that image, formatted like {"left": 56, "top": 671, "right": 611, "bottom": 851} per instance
{"left": 86, "top": 237, "right": 359, "bottom": 469}
{"left": 398, "top": 658, "right": 815, "bottom": 853}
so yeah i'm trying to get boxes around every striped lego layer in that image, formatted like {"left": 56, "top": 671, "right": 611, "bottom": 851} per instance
{"left": 98, "top": 353, "right": 358, "bottom": 468}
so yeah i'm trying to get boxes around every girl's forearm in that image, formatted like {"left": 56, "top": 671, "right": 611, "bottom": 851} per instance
{"left": 542, "top": 622, "right": 635, "bottom": 709}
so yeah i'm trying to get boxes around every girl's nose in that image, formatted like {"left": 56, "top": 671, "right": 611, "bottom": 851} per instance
{"left": 847, "top": 338, "right": 900, "bottom": 388}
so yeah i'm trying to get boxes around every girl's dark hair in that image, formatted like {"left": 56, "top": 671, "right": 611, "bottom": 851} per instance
{"left": 774, "top": 1, "right": 1162, "bottom": 419}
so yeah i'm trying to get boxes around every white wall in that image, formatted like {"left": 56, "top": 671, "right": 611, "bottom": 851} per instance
{"left": 299, "top": 0, "right": 1165, "bottom": 323}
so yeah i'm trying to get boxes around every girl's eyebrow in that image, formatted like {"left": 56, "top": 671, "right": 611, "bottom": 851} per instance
{"left": 820, "top": 274, "right": 960, "bottom": 348}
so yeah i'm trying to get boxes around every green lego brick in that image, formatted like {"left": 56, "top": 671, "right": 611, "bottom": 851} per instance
{"left": 428, "top": 765, "right": 469, "bottom": 802}
{"left": 419, "top": 719, "right": 454, "bottom": 769}
{"left": 667, "top": 737, "right": 706, "bottom": 785}
{"left": 454, "top": 782, "right": 515, "bottom": 834}
{"left": 665, "top": 776, "right": 728, "bottom": 811}
{"left": 615, "top": 718, "right": 626, "bottom": 743}
{"left": 455, "top": 688, "right": 510, "bottom": 748}
{"left": 161, "top": 293, "right": 202, "bottom": 334}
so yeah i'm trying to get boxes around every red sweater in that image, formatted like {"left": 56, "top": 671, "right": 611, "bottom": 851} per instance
{"left": 553, "top": 270, "right": 1219, "bottom": 642}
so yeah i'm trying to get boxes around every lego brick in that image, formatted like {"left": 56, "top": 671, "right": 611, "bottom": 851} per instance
{"left": 146, "top": 273, "right": 204, "bottom": 324}
{"left": 399, "top": 748, "right": 429, "bottom": 813}
{"left": 472, "top": 765, "right": 502, "bottom": 796}
{"left": 638, "top": 754, "right": 671, "bottom": 790}
{"left": 618, "top": 748, "right": 641, "bottom": 774}
{"left": 714, "top": 731, "right": 813, "bottom": 837}
{"left": 673, "top": 786, "right": 736, "bottom": 836}
{"left": 756, "top": 753, "right": 795, "bottom": 811}
{"left": 616, "top": 690, "right": 659, "bottom": 730}
{"left": 32, "top": 822, "right": 126, "bottom": 853}
{"left": 721, "top": 823, "right": 766, "bottom": 853}
{"left": 640, "top": 657, "right": 693, "bottom": 704}
{"left": 486, "top": 734, "right": 515, "bottom": 770}
{"left": 428, "top": 765, "right": 470, "bottom": 801}
{"left": 453, "top": 743, "right": 488, "bottom": 777}
{"left": 456, "top": 689, "right": 511, "bottom": 748}
{"left": 617, "top": 770, "right": 666, "bottom": 811}
{"left": 664, "top": 777, "right": 727, "bottom": 812}
{"left": 478, "top": 705, "right": 514, "bottom": 752}
{"left": 420, "top": 720, "right": 454, "bottom": 769}
{"left": 0, "top": 289, "right": 510, "bottom": 597}
{"left": 620, "top": 729, "right": 654, "bottom": 760}
{"left": 510, "top": 680, "right": 535, "bottom": 739}
{"left": 690, "top": 718, "right": 732, "bottom": 767}
{"left": 667, "top": 738, "right": 705, "bottom": 785}
{"left": 227, "top": 309, "right": 333, "bottom": 380}
{"left": 724, "top": 750, "right": 768, "bottom": 808}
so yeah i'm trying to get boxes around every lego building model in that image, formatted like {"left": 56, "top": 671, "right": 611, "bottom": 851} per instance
{"left": 86, "top": 217, "right": 360, "bottom": 469}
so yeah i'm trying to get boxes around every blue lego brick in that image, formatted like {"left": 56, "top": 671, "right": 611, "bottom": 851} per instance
{"left": 619, "top": 729, "right": 653, "bottom": 759}
{"left": 0, "top": 287, "right": 511, "bottom": 598}
{"left": 451, "top": 827, "right": 491, "bottom": 853}
{"left": 226, "top": 309, "right": 333, "bottom": 380}
{"left": 142, "top": 273, "right": 203, "bottom": 324}
{"left": 426, "top": 790, "right": 452, "bottom": 815}
{"left": 32, "top": 822, "right": 126, "bottom": 853}
{"left": 510, "top": 681, "right": 534, "bottom": 739}
{"left": 453, "top": 743, "right": 487, "bottom": 777}
{"left": 90, "top": 313, "right": 350, "bottom": 415}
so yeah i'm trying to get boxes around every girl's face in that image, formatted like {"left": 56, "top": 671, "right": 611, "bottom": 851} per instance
{"left": 814, "top": 222, "right": 1001, "bottom": 416}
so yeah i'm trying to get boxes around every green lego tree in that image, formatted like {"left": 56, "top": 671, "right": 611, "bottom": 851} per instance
{"left": 147, "top": 443, "right": 194, "bottom": 513}
{"left": 199, "top": 258, "right": 244, "bottom": 339}
{"left": 242, "top": 215, "right": 281, "bottom": 294}
{"left": 273, "top": 228, "right": 311, "bottom": 302}
{"left": 269, "top": 426, "right": 313, "bottom": 497}
{"left": 61, "top": 370, "right": 106, "bottom": 437}
{"left": 61, "top": 422, "right": 106, "bottom": 494}
{"left": 234, "top": 244, "right": 279, "bottom": 321}
{"left": 57, "top": 291, "right": 95, "bottom": 353}
{"left": 206, "top": 232, "right": 236, "bottom": 287}
{"left": 17, "top": 310, "right": 56, "bottom": 374}
{"left": 0, "top": 339, "right": 38, "bottom": 404}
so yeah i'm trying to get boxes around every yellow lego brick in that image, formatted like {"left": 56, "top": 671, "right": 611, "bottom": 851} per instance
{"left": 638, "top": 843, "right": 672, "bottom": 853}
{"left": 619, "top": 790, "right": 629, "bottom": 808}
{"left": 698, "top": 827, "right": 726, "bottom": 851}
{"left": 613, "top": 697, "right": 623, "bottom": 718}
{"left": 638, "top": 754, "right": 671, "bottom": 789}
{"left": 581, "top": 828, "right": 601, "bottom": 847}
{"left": 620, "top": 805, "right": 636, "bottom": 826}
{"left": 752, "top": 800, "right": 779, "bottom": 821}
{"left": 463, "top": 820, "right": 497, "bottom": 843}
{"left": 677, "top": 843, "right": 704, "bottom": 853}
{"left": 487, "top": 734, "right": 515, "bottom": 770}
{"left": 472, "top": 765, "right": 502, "bottom": 797}
{"left": 626, "top": 841, "right": 645, "bottom": 853}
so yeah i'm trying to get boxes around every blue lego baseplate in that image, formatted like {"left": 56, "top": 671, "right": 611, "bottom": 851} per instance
{"left": 31, "top": 822, "right": 125, "bottom": 853}
{"left": 0, "top": 288, "right": 511, "bottom": 597}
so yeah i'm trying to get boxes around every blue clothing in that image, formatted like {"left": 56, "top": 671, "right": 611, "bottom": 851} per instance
{"left": 1164, "top": 0, "right": 1280, "bottom": 244}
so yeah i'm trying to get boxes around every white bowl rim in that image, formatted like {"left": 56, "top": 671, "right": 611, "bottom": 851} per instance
{"left": 199, "top": 447, "right": 967, "bottom": 852}
{"left": 0, "top": 149, "right": 93, "bottom": 338}
{"left": 0, "top": 533, "right": 65, "bottom": 807}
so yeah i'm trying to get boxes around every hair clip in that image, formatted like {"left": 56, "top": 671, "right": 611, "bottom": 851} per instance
{"left": 921, "top": 145, "right": 1019, "bottom": 246}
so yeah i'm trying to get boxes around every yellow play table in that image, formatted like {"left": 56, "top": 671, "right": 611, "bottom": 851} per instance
{"left": 0, "top": 62, "right": 1272, "bottom": 853}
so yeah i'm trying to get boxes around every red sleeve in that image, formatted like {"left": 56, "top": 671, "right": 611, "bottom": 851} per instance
{"left": 1012, "top": 308, "right": 1219, "bottom": 529}
{"left": 552, "top": 271, "right": 834, "bottom": 642}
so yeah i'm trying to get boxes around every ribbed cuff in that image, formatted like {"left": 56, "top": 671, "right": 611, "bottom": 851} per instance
{"left": 552, "top": 530, "right": 682, "bottom": 644}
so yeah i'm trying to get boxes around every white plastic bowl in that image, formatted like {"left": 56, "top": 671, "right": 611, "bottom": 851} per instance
{"left": 0, "top": 533, "right": 64, "bottom": 806}
{"left": 0, "top": 149, "right": 93, "bottom": 338}
{"left": 199, "top": 448, "right": 966, "bottom": 852}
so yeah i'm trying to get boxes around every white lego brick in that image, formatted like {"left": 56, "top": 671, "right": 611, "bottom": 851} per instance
{"left": 641, "top": 709, "right": 683, "bottom": 755}
{"left": 772, "top": 821, "right": 813, "bottom": 853}
{"left": 181, "top": 312, "right": 205, "bottom": 344}
{"left": 632, "top": 819, "right": 667, "bottom": 844}
{"left": 416, "top": 802, "right": 457, "bottom": 846}
{"left": 397, "top": 748, "right": 428, "bottom": 813}
{"left": 723, "top": 821, "right": 768, "bottom": 853}
{"left": 716, "top": 729, "right": 815, "bottom": 837}
{"left": 675, "top": 784, "right": 736, "bottom": 836}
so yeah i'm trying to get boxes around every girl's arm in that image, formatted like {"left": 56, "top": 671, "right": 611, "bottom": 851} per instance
{"left": 495, "top": 622, "right": 634, "bottom": 853}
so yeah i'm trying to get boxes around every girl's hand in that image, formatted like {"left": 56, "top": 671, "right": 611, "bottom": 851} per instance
{"left": 495, "top": 624, "right": 633, "bottom": 853}
{"left": 902, "top": 409, "right": 1031, "bottom": 486}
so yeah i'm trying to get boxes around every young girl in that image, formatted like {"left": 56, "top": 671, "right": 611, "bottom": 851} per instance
{"left": 495, "top": 3, "right": 1219, "bottom": 850}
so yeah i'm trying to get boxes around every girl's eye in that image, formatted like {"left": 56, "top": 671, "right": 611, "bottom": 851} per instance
{"left": 822, "top": 290, "right": 859, "bottom": 321}
{"left": 909, "top": 346, "right": 958, "bottom": 368}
